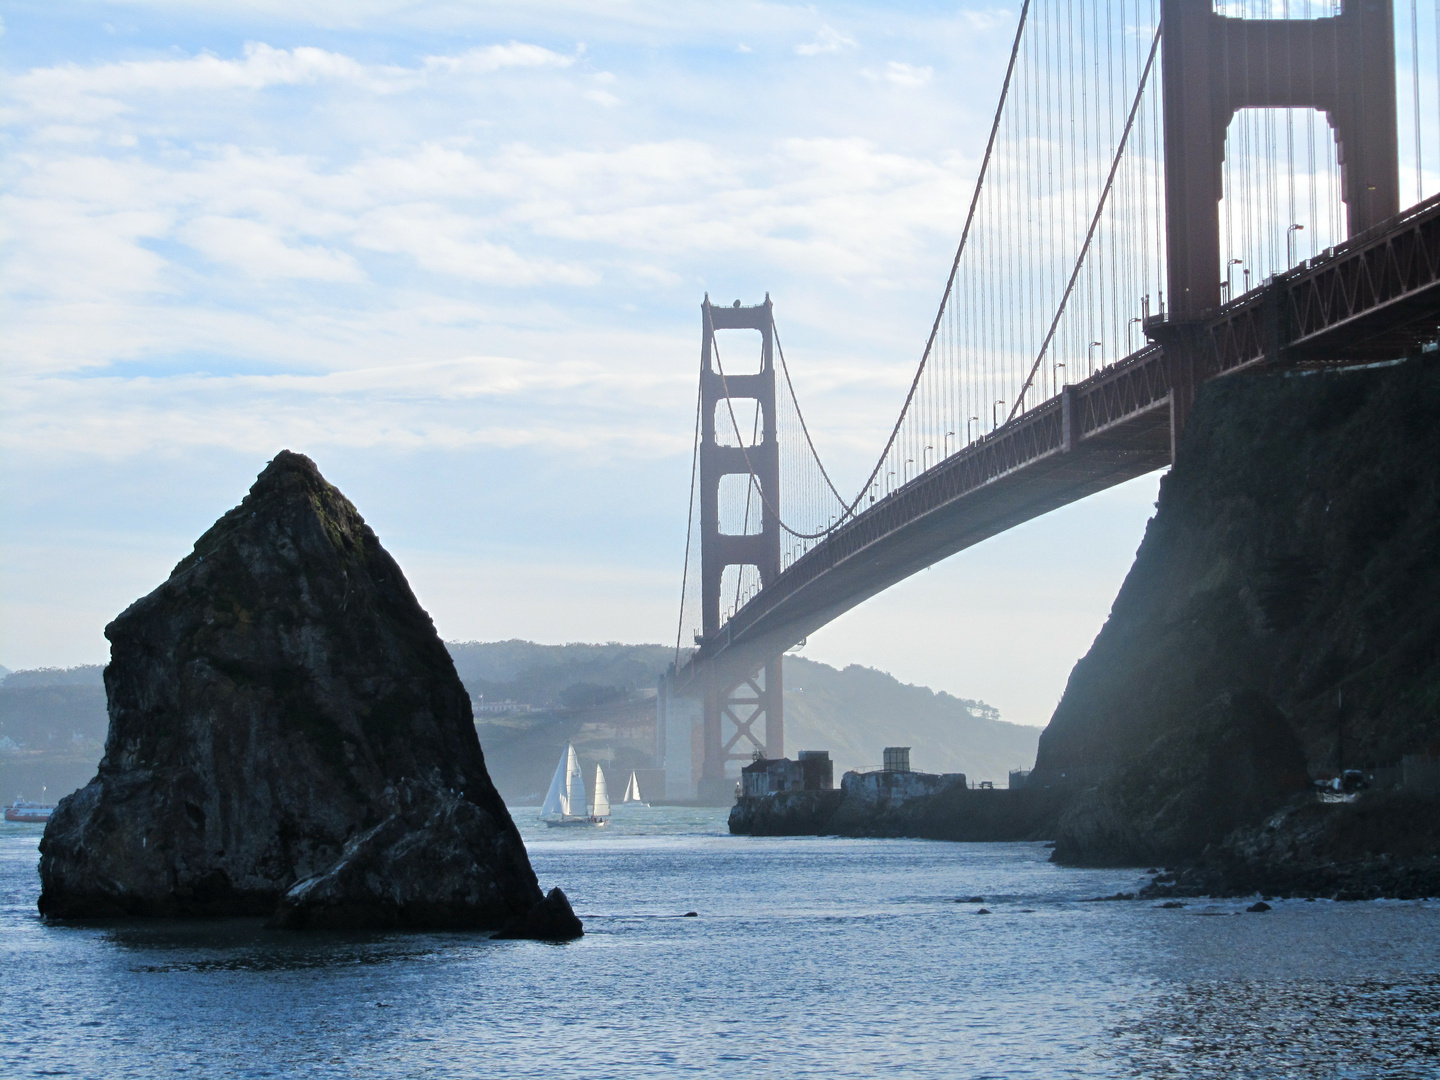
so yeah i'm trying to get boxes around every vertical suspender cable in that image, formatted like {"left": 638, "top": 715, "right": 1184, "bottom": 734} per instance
{"left": 1010, "top": 22, "right": 1163, "bottom": 420}
{"left": 1415, "top": 0, "right": 1425, "bottom": 202}
{"left": 853, "top": 0, "right": 1034, "bottom": 492}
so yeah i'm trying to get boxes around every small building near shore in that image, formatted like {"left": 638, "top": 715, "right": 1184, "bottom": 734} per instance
{"left": 741, "top": 751, "right": 834, "bottom": 797}
{"left": 842, "top": 748, "right": 965, "bottom": 807}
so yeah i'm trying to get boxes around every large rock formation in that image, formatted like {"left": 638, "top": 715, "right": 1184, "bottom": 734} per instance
{"left": 1036, "top": 357, "right": 1440, "bottom": 881}
{"left": 39, "top": 451, "right": 572, "bottom": 934}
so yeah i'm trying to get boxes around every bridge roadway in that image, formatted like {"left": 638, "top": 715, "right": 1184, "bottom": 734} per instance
{"left": 678, "top": 193, "right": 1440, "bottom": 689}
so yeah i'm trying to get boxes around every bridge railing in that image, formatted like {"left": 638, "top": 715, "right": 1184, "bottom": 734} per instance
{"left": 1207, "top": 191, "right": 1440, "bottom": 374}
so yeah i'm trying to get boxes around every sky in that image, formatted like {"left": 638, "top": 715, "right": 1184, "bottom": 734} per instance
{"left": 0, "top": 0, "right": 1163, "bottom": 728}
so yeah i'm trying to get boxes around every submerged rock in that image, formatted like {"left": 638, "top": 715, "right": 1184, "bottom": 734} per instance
{"left": 39, "top": 451, "right": 550, "bottom": 932}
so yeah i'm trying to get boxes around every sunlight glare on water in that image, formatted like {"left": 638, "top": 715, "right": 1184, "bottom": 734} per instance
{"left": 3, "top": 808, "right": 1438, "bottom": 1078}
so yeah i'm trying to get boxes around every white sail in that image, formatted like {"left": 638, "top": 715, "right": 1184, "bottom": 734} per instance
{"left": 540, "top": 748, "right": 568, "bottom": 818}
{"left": 564, "top": 744, "right": 587, "bottom": 818}
{"left": 624, "top": 771, "right": 642, "bottom": 803}
{"left": 593, "top": 764, "right": 611, "bottom": 818}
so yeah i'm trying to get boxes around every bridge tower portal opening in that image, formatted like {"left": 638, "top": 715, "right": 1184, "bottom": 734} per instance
{"left": 697, "top": 296, "right": 784, "bottom": 803}
{"left": 1157, "top": 0, "right": 1399, "bottom": 447}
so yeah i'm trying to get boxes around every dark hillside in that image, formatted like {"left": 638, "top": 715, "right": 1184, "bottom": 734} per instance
{"left": 1035, "top": 356, "right": 1440, "bottom": 879}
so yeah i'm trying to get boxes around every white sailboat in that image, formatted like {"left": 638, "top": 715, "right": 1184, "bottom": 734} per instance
{"left": 620, "top": 770, "right": 648, "bottom": 806}
{"left": 592, "top": 764, "right": 611, "bottom": 822}
{"left": 540, "top": 743, "right": 608, "bottom": 827}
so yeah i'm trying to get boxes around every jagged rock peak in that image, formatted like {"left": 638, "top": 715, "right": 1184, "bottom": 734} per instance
{"left": 174, "top": 450, "right": 370, "bottom": 578}
{"left": 38, "top": 451, "right": 555, "bottom": 933}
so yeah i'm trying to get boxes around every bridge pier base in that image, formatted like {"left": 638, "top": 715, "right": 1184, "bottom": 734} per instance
{"left": 698, "top": 656, "right": 784, "bottom": 805}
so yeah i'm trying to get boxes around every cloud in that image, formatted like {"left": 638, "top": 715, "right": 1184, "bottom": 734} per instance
{"left": 884, "top": 61, "right": 933, "bottom": 88}
{"left": 6, "top": 40, "right": 578, "bottom": 124}
{"left": 9, "top": 44, "right": 385, "bottom": 121}
{"left": 0, "top": 353, "right": 689, "bottom": 458}
{"left": 179, "top": 215, "right": 364, "bottom": 281}
{"left": 1, "top": 129, "right": 976, "bottom": 387}
{"left": 796, "top": 25, "right": 856, "bottom": 57}
{"left": 421, "top": 42, "right": 574, "bottom": 75}
{"left": 353, "top": 204, "right": 599, "bottom": 286}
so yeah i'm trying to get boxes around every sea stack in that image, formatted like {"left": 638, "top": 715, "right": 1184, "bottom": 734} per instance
{"left": 39, "top": 450, "right": 575, "bottom": 935}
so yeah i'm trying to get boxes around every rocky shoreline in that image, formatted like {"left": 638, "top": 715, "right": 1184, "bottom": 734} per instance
{"left": 1139, "top": 790, "right": 1440, "bottom": 901}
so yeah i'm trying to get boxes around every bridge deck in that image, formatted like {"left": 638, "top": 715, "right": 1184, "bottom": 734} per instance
{"left": 678, "top": 195, "right": 1440, "bottom": 689}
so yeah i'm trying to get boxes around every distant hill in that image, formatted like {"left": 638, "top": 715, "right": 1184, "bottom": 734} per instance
{"left": 449, "top": 642, "right": 1038, "bottom": 801}
{"left": 0, "top": 665, "right": 108, "bottom": 802}
{"left": 0, "top": 646, "right": 1040, "bottom": 806}
{"left": 447, "top": 640, "right": 676, "bottom": 710}
{"left": 782, "top": 657, "right": 1039, "bottom": 782}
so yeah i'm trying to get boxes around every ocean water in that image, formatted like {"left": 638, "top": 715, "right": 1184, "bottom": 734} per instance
{"left": 2, "top": 807, "right": 1438, "bottom": 1079}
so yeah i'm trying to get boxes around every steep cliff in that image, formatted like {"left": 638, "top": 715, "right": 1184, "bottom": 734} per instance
{"left": 39, "top": 451, "right": 563, "bottom": 932}
{"left": 1038, "top": 357, "right": 1440, "bottom": 876}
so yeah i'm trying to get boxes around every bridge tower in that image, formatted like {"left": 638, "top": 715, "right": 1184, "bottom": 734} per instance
{"left": 1157, "top": 0, "right": 1398, "bottom": 444}
{"left": 697, "top": 296, "right": 783, "bottom": 803}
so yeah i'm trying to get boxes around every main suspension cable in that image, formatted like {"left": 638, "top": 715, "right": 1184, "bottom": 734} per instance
{"left": 711, "top": 321, "right": 833, "bottom": 541}
{"left": 772, "top": 322, "right": 848, "bottom": 511}
{"left": 673, "top": 355, "right": 704, "bottom": 668}
{"left": 802, "top": 0, "right": 1036, "bottom": 533}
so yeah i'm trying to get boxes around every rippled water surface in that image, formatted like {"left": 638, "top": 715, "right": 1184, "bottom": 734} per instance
{"left": 4, "top": 808, "right": 1439, "bottom": 1078}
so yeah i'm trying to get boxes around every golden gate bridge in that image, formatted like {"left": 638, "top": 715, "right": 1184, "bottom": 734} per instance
{"left": 661, "top": 0, "right": 1440, "bottom": 803}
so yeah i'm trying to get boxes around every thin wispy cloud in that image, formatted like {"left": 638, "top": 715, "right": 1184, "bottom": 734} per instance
{"left": 796, "top": 25, "right": 856, "bottom": 56}
{"left": 884, "top": 62, "right": 933, "bottom": 88}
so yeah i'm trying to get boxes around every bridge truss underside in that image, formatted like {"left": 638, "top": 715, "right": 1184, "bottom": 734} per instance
{"left": 677, "top": 192, "right": 1440, "bottom": 694}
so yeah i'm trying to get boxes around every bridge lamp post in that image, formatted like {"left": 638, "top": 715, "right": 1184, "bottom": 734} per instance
{"left": 1226, "top": 258, "right": 1243, "bottom": 299}
{"left": 1287, "top": 223, "right": 1305, "bottom": 268}
{"left": 968, "top": 416, "right": 979, "bottom": 443}
{"left": 924, "top": 445, "right": 933, "bottom": 471}
{"left": 944, "top": 430, "right": 954, "bottom": 458}
{"left": 905, "top": 458, "right": 914, "bottom": 483}
{"left": 1053, "top": 361, "right": 1066, "bottom": 390}
{"left": 992, "top": 400, "right": 1005, "bottom": 430}
{"left": 1087, "top": 342, "right": 1102, "bottom": 375}
{"left": 1128, "top": 317, "right": 1143, "bottom": 354}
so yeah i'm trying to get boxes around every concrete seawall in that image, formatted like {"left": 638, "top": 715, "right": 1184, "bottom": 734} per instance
{"left": 729, "top": 779, "right": 1070, "bottom": 842}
